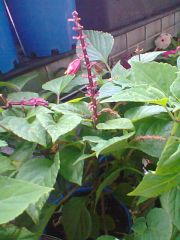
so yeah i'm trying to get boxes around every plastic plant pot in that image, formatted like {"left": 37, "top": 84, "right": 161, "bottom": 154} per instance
{"left": 0, "top": 0, "right": 18, "bottom": 73}
{"left": 6, "top": 0, "right": 76, "bottom": 57}
{"left": 40, "top": 235, "right": 62, "bottom": 240}
{"left": 49, "top": 185, "right": 132, "bottom": 235}
{"left": 76, "top": 0, "right": 180, "bottom": 32}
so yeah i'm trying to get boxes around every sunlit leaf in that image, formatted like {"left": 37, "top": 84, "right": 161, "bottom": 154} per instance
{"left": 133, "top": 208, "right": 172, "bottom": 240}
{"left": 0, "top": 176, "right": 52, "bottom": 224}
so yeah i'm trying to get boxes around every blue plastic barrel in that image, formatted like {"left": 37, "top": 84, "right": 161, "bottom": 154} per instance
{"left": 0, "top": 0, "right": 18, "bottom": 73}
{"left": 7, "top": 0, "right": 76, "bottom": 57}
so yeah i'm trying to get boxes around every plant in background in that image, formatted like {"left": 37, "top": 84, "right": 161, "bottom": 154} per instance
{"left": 0, "top": 11, "right": 179, "bottom": 240}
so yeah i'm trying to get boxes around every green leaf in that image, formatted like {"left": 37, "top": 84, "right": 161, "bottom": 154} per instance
{"left": 92, "top": 132, "right": 135, "bottom": 157}
{"left": 177, "top": 56, "right": 180, "bottom": 69}
{"left": 96, "top": 118, "right": 134, "bottom": 130}
{"left": 10, "top": 72, "right": 39, "bottom": 90}
{"left": 170, "top": 74, "right": 180, "bottom": 100}
{"left": 8, "top": 92, "right": 39, "bottom": 101}
{"left": 51, "top": 102, "right": 91, "bottom": 117}
{"left": 73, "top": 153, "right": 96, "bottom": 165}
{"left": 112, "top": 61, "right": 130, "bottom": 80}
{"left": 62, "top": 197, "right": 92, "bottom": 240}
{"left": 131, "top": 118, "right": 172, "bottom": 158}
{"left": 161, "top": 187, "right": 180, "bottom": 231}
{"left": 17, "top": 153, "right": 60, "bottom": 223}
{"left": 63, "top": 72, "right": 88, "bottom": 93}
{"left": 129, "top": 51, "right": 164, "bottom": 64}
{"left": 98, "top": 82, "right": 121, "bottom": 99}
{"left": 10, "top": 142, "right": 36, "bottom": 168}
{"left": 156, "top": 142, "right": 180, "bottom": 174}
{"left": 77, "top": 30, "right": 114, "bottom": 63}
{"left": 0, "top": 154, "right": 15, "bottom": 174}
{"left": 37, "top": 113, "right": 82, "bottom": 143}
{"left": 0, "top": 81, "right": 19, "bottom": 91}
{"left": 0, "top": 140, "right": 7, "bottom": 147}
{"left": 125, "top": 105, "right": 167, "bottom": 122}
{"left": 111, "top": 61, "right": 132, "bottom": 88}
{"left": 96, "top": 169, "right": 120, "bottom": 204}
{"left": 100, "top": 85, "right": 168, "bottom": 106}
{"left": 60, "top": 146, "right": 84, "bottom": 185}
{"left": 0, "top": 176, "right": 52, "bottom": 224}
{"left": 42, "top": 75, "right": 75, "bottom": 96}
{"left": 128, "top": 172, "right": 180, "bottom": 198}
{"left": 133, "top": 208, "right": 172, "bottom": 240}
{"left": 0, "top": 225, "right": 36, "bottom": 240}
{"left": 96, "top": 236, "right": 119, "bottom": 240}
{"left": 131, "top": 61, "right": 177, "bottom": 96}
{"left": 2, "top": 117, "right": 47, "bottom": 146}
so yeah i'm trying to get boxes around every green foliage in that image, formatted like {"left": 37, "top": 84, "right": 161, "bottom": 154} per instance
{"left": 37, "top": 112, "right": 82, "bottom": 143}
{"left": 96, "top": 236, "right": 119, "bottom": 240}
{"left": 0, "top": 176, "right": 52, "bottom": 224}
{"left": 132, "top": 208, "right": 172, "bottom": 240}
{"left": 96, "top": 118, "right": 134, "bottom": 130}
{"left": 0, "top": 225, "right": 35, "bottom": 240}
{"left": 60, "top": 145, "right": 84, "bottom": 185}
{"left": 128, "top": 172, "right": 180, "bottom": 198}
{"left": 101, "top": 85, "right": 168, "bottom": 106}
{"left": 42, "top": 74, "right": 75, "bottom": 96}
{"left": 77, "top": 30, "right": 114, "bottom": 64}
{"left": 62, "top": 197, "right": 92, "bottom": 240}
{"left": 161, "top": 187, "right": 180, "bottom": 231}
{"left": 0, "top": 29, "right": 179, "bottom": 239}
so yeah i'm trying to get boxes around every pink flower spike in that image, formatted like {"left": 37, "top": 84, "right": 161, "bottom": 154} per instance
{"left": 65, "top": 59, "right": 81, "bottom": 75}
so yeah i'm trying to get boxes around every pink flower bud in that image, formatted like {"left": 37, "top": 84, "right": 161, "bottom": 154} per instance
{"left": 65, "top": 59, "right": 81, "bottom": 75}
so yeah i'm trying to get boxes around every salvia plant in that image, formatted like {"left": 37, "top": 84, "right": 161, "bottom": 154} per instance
{"left": 0, "top": 11, "right": 179, "bottom": 240}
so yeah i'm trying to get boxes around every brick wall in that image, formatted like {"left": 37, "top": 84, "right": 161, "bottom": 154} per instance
{"left": 110, "top": 9, "right": 180, "bottom": 65}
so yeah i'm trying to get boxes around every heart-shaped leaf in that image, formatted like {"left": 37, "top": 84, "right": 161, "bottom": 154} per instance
{"left": 170, "top": 74, "right": 180, "bottom": 100}
{"left": 42, "top": 75, "right": 75, "bottom": 96}
{"left": 0, "top": 176, "right": 52, "bottom": 224}
{"left": 101, "top": 85, "right": 168, "bottom": 106}
{"left": 17, "top": 153, "right": 60, "bottom": 223}
{"left": 161, "top": 187, "right": 180, "bottom": 231}
{"left": 96, "top": 118, "right": 134, "bottom": 130}
{"left": 37, "top": 113, "right": 82, "bottom": 143}
{"left": 133, "top": 208, "right": 172, "bottom": 240}
{"left": 125, "top": 105, "right": 167, "bottom": 122}
{"left": 62, "top": 197, "right": 92, "bottom": 240}
{"left": 2, "top": 117, "right": 47, "bottom": 146}
{"left": 77, "top": 30, "right": 114, "bottom": 64}
{"left": 128, "top": 172, "right": 180, "bottom": 198}
{"left": 131, "top": 61, "right": 177, "bottom": 96}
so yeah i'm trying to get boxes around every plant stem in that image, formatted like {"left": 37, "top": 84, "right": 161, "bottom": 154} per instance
{"left": 58, "top": 185, "right": 79, "bottom": 206}
{"left": 104, "top": 62, "right": 112, "bottom": 74}
{"left": 70, "top": 11, "right": 98, "bottom": 125}
{"left": 101, "top": 193, "right": 108, "bottom": 235}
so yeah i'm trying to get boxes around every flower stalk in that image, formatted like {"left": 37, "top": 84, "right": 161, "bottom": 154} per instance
{"left": 69, "top": 11, "right": 98, "bottom": 124}
{"left": 2, "top": 98, "right": 49, "bottom": 109}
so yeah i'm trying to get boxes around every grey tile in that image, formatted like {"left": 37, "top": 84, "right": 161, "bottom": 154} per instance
{"left": 163, "top": 26, "right": 175, "bottom": 36}
{"left": 175, "top": 23, "right": 180, "bottom": 35}
{"left": 127, "top": 26, "right": 145, "bottom": 48}
{"left": 175, "top": 11, "right": 180, "bottom": 24}
{"left": 146, "top": 20, "right": 161, "bottom": 38}
{"left": 145, "top": 37, "right": 156, "bottom": 51}
{"left": 110, "top": 34, "right": 127, "bottom": 56}
{"left": 162, "top": 14, "right": 175, "bottom": 30}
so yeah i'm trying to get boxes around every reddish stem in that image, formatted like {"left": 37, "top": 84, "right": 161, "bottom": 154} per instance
{"left": 70, "top": 11, "right": 98, "bottom": 124}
